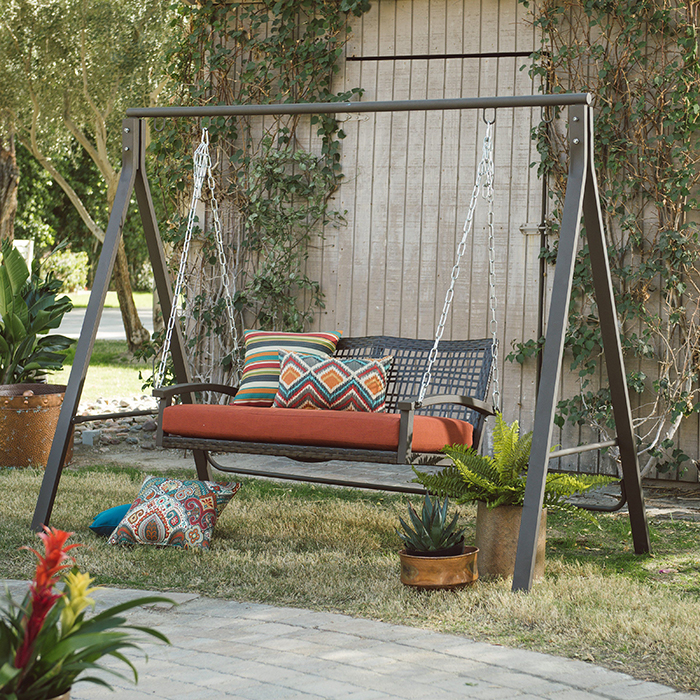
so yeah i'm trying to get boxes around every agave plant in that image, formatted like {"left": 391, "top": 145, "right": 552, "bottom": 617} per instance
{"left": 413, "top": 413, "right": 615, "bottom": 512}
{"left": 0, "top": 240, "right": 74, "bottom": 384}
{"left": 397, "top": 493, "right": 466, "bottom": 554}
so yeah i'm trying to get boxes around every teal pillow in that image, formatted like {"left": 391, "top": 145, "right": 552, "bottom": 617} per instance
{"left": 90, "top": 504, "right": 131, "bottom": 537}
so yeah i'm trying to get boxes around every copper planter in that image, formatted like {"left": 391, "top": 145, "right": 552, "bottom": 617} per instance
{"left": 0, "top": 383, "right": 72, "bottom": 468}
{"left": 475, "top": 502, "right": 546, "bottom": 580}
{"left": 399, "top": 545, "right": 479, "bottom": 589}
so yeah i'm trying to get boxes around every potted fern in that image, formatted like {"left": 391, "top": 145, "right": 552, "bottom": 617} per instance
{"left": 413, "top": 414, "right": 613, "bottom": 580}
{"left": 397, "top": 493, "right": 478, "bottom": 589}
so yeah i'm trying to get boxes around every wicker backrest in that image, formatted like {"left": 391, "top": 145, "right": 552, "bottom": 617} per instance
{"left": 335, "top": 336, "right": 494, "bottom": 434}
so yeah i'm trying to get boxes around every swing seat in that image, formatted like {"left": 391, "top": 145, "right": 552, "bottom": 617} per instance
{"left": 154, "top": 336, "right": 496, "bottom": 464}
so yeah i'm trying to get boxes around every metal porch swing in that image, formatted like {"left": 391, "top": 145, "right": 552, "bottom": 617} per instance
{"left": 149, "top": 113, "right": 500, "bottom": 486}
{"left": 32, "top": 93, "right": 651, "bottom": 593}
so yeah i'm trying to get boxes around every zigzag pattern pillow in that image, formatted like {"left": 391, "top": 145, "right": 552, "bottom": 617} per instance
{"left": 108, "top": 476, "right": 240, "bottom": 550}
{"left": 233, "top": 330, "right": 342, "bottom": 406}
{"left": 273, "top": 352, "right": 393, "bottom": 412}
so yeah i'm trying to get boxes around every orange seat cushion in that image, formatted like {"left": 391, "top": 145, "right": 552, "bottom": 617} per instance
{"left": 162, "top": 405, "right": 473, "bottom": 453}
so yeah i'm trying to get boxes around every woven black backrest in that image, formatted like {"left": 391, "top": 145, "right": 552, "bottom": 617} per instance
{"left": 335, "top": 336, "right": 494, "bottom": 431}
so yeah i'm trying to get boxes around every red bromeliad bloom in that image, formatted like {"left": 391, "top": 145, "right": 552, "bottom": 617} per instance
{"left": 14, "top": 527, "right": 81, "bottom": 670}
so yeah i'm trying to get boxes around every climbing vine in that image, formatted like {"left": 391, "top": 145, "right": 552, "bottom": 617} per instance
{"left": 146, "top": 0, "right": 369, "bottom": 385}
{"left": 513, "top": 0, "right": 700, "bottom": 476}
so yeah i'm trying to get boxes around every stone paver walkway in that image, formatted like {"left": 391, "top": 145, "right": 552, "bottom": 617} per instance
{"left": 3, "top": 580, "right": 696, "bottom": 700}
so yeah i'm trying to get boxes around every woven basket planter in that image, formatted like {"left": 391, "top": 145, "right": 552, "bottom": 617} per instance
{"left": 0, "top": 383, "right": 72, "bottom": 468}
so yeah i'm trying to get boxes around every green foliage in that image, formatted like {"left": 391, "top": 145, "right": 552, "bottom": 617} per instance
{"left": 146, "top": 0, "right": 370, "bottom": 383}
{"left": 513, "top": 0, "right": 700, "bottom": 476}
{"left": 0, "top": 0, "right": 174, "bottom": 314}
{"left": 39, "top": 248, "right": 89, "bottom": 293}
{"left": 0, "top": 240, "right": 73, "bottom": 383}
{"left": 414, "top": 414, "right": 615, "bottom": 511}
{"left": 396, "top": 493, "right": 466, "bottom": 554}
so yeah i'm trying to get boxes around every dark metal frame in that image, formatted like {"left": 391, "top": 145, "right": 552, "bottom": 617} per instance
{"left": 30, "top": 93, "right": 651, "bottom": 593}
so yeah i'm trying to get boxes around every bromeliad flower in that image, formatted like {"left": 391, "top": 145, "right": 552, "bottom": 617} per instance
{"left": 1, "top": 527, "right": 171, "bottom": 700}
{"left": 24, "top": 526, "right": 81, "bottom": 590}
{"left": 60, "top": 570, "right": 100, "bottom": 635}
{"left": 14, "top": 527, "right": 80, "bottom": 671}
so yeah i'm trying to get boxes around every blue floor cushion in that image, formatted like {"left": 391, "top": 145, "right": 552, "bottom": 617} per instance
{"left": 89, "top": 503, "right": 132, "bottom": 537}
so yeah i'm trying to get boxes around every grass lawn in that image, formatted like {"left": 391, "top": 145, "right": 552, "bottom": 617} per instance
{"left": 2, "top": 466, "right": 700, "bottom": 692}
{"left": 48, "top": 340, "right": 149, "bottom": 401}
{"left": 67, "top": 290, "right": 153, "bottom": 309}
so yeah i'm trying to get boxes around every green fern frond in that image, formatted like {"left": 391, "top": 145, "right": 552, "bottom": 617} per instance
{"left": 492, "top": 412, "right": 518, "bottom": 473}
{"left": 412, "top": 464, "right": 470, "bottom": 500}
{"left": 545, "top": 472, "right": 616, "bottom": 497}
{"left": 492, "top": 413, "right": 532, "bottom": 484}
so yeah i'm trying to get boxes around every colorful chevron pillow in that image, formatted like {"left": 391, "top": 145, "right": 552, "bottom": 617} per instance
{"left": 273, "top": 352, "right": 393, "bottom": 412}
{"left": 233, "top": 330, "right": 342, "bottom": 407}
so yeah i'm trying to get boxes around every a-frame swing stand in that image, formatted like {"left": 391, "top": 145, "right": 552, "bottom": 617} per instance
{"left": 30, "top": 93, "right": 650, "bottom": 593}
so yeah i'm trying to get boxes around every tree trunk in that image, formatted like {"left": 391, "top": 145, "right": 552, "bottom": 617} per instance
{"left": 113, "top": 239, "right": 150, "bottom": 352}
{"left": 0, "top": 133, "right": 19, "bottom": 242}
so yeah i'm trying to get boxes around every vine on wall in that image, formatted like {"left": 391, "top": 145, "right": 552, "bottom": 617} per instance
{"left": 146, "top": 0, "right": 369, "bottom": 384}
{"left": 514, "top": 0, "right": 700, "bottom": 476}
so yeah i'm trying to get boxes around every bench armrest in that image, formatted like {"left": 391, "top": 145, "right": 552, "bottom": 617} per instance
{"left": 154, "top": 383, "right": 239, "bottom": 448}
{"left": 397, "top": 393, "right": 495, "bottom": 417}
{"left": 153, "top": 383, "right": 239, "bottom": 401}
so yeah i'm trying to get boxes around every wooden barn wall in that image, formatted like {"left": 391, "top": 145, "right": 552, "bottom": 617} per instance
{"left": 265, "top": 0, "right": 698, "bottom": 481}
{"left": 303, "top": 0, "right": 543, "bottom": 436}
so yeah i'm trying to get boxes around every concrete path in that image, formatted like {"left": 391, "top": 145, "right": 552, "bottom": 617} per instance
{"left": 3, "top": 581, "right": 695, "bottom": 700}
{"left": 56, "top": 307, "right": 154, "bottom": 340}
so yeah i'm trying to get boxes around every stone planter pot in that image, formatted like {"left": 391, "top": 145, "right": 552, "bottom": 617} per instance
{"left": 0, "top": 383, "right": 72, "bottom": 468}
{"left": 475, "top": 502, "right": 546, "bottom": 580}
{"left": 399, "top": 545, "right": 479, "bottom": 589}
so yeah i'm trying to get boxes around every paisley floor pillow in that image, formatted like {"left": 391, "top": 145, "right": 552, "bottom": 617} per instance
{"left": 108, "top": 476, "right": 240, "bottom": 550}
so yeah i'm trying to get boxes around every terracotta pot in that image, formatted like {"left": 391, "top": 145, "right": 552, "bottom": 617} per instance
{"left": 399, "top": 545, "right": 479, "bottom": 589}
{"left": 475, "top": 502, "right": 546, "bottom": 580}
{"left": 0, "top": 383, "right": 73, "bottom": 468}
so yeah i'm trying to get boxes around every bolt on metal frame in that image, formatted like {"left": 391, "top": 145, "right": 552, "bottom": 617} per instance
{"left": 30, "top": 93, "right": 651, "bottom": 593}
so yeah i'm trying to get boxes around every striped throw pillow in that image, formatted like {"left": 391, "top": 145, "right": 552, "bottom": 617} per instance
{"left": 273, "top": 352, "right": 393, "bottom": 412}
{"left": 233, "top": 330, "right": 342, "bottom": 406}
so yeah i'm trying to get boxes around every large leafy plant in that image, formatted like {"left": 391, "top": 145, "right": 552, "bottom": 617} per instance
{"left": 413, "top": 413, "right": 614, "bottom": 512}
{"left": 0, "top": 527, "right": 171, "bottom": 700}
{"left": 0, "top": 240, "right": 74, "bottom": 384}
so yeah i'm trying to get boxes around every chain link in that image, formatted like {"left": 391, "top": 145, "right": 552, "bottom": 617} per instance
{"left": 418, "top": 118, "right": 497, "bottom": 406}
{"left": 483, "top": 128, "right": 500, "bottom": 412}
{"left": 155, "top": 128, "right": 241, "bottom": 388}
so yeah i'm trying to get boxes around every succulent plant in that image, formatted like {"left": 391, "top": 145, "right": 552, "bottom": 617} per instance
{"left": 397, "top": 493, "right": 466, "bottom": 554}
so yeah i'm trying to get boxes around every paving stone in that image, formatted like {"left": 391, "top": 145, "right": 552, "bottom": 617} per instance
{"left": 3, "top": 580, "right": 693, "bottom": 700}
{"left": 595, "top": 680, "right": 680, "bottom": 699}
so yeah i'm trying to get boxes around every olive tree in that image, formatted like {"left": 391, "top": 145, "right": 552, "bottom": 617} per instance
{"left": 0, "top": 0, "right": 176, "bottom": 350}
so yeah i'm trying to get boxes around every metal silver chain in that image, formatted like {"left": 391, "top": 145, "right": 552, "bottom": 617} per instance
{"left": 418, "top": 118, "right": 497, "bottom": 406}
{"left": 155, "top": 128, "right": 240, "bottom": 388}
{"left": 483, "top": 128, "right": 500, "bottom": 412}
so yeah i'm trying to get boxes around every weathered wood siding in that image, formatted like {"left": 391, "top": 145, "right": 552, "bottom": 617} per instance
{"left": 306, "top": 0, "right": 543, "bottom": 434}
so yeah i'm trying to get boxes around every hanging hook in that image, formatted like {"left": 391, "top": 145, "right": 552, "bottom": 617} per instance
{"left": 482, "top": 107, "right": 496, "bottom": 125}
{"left": 541, "top": 106, "right": 555, "bottom": 125}
{"left": 154, "top": 117, "right": 166, "bottom": 132}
